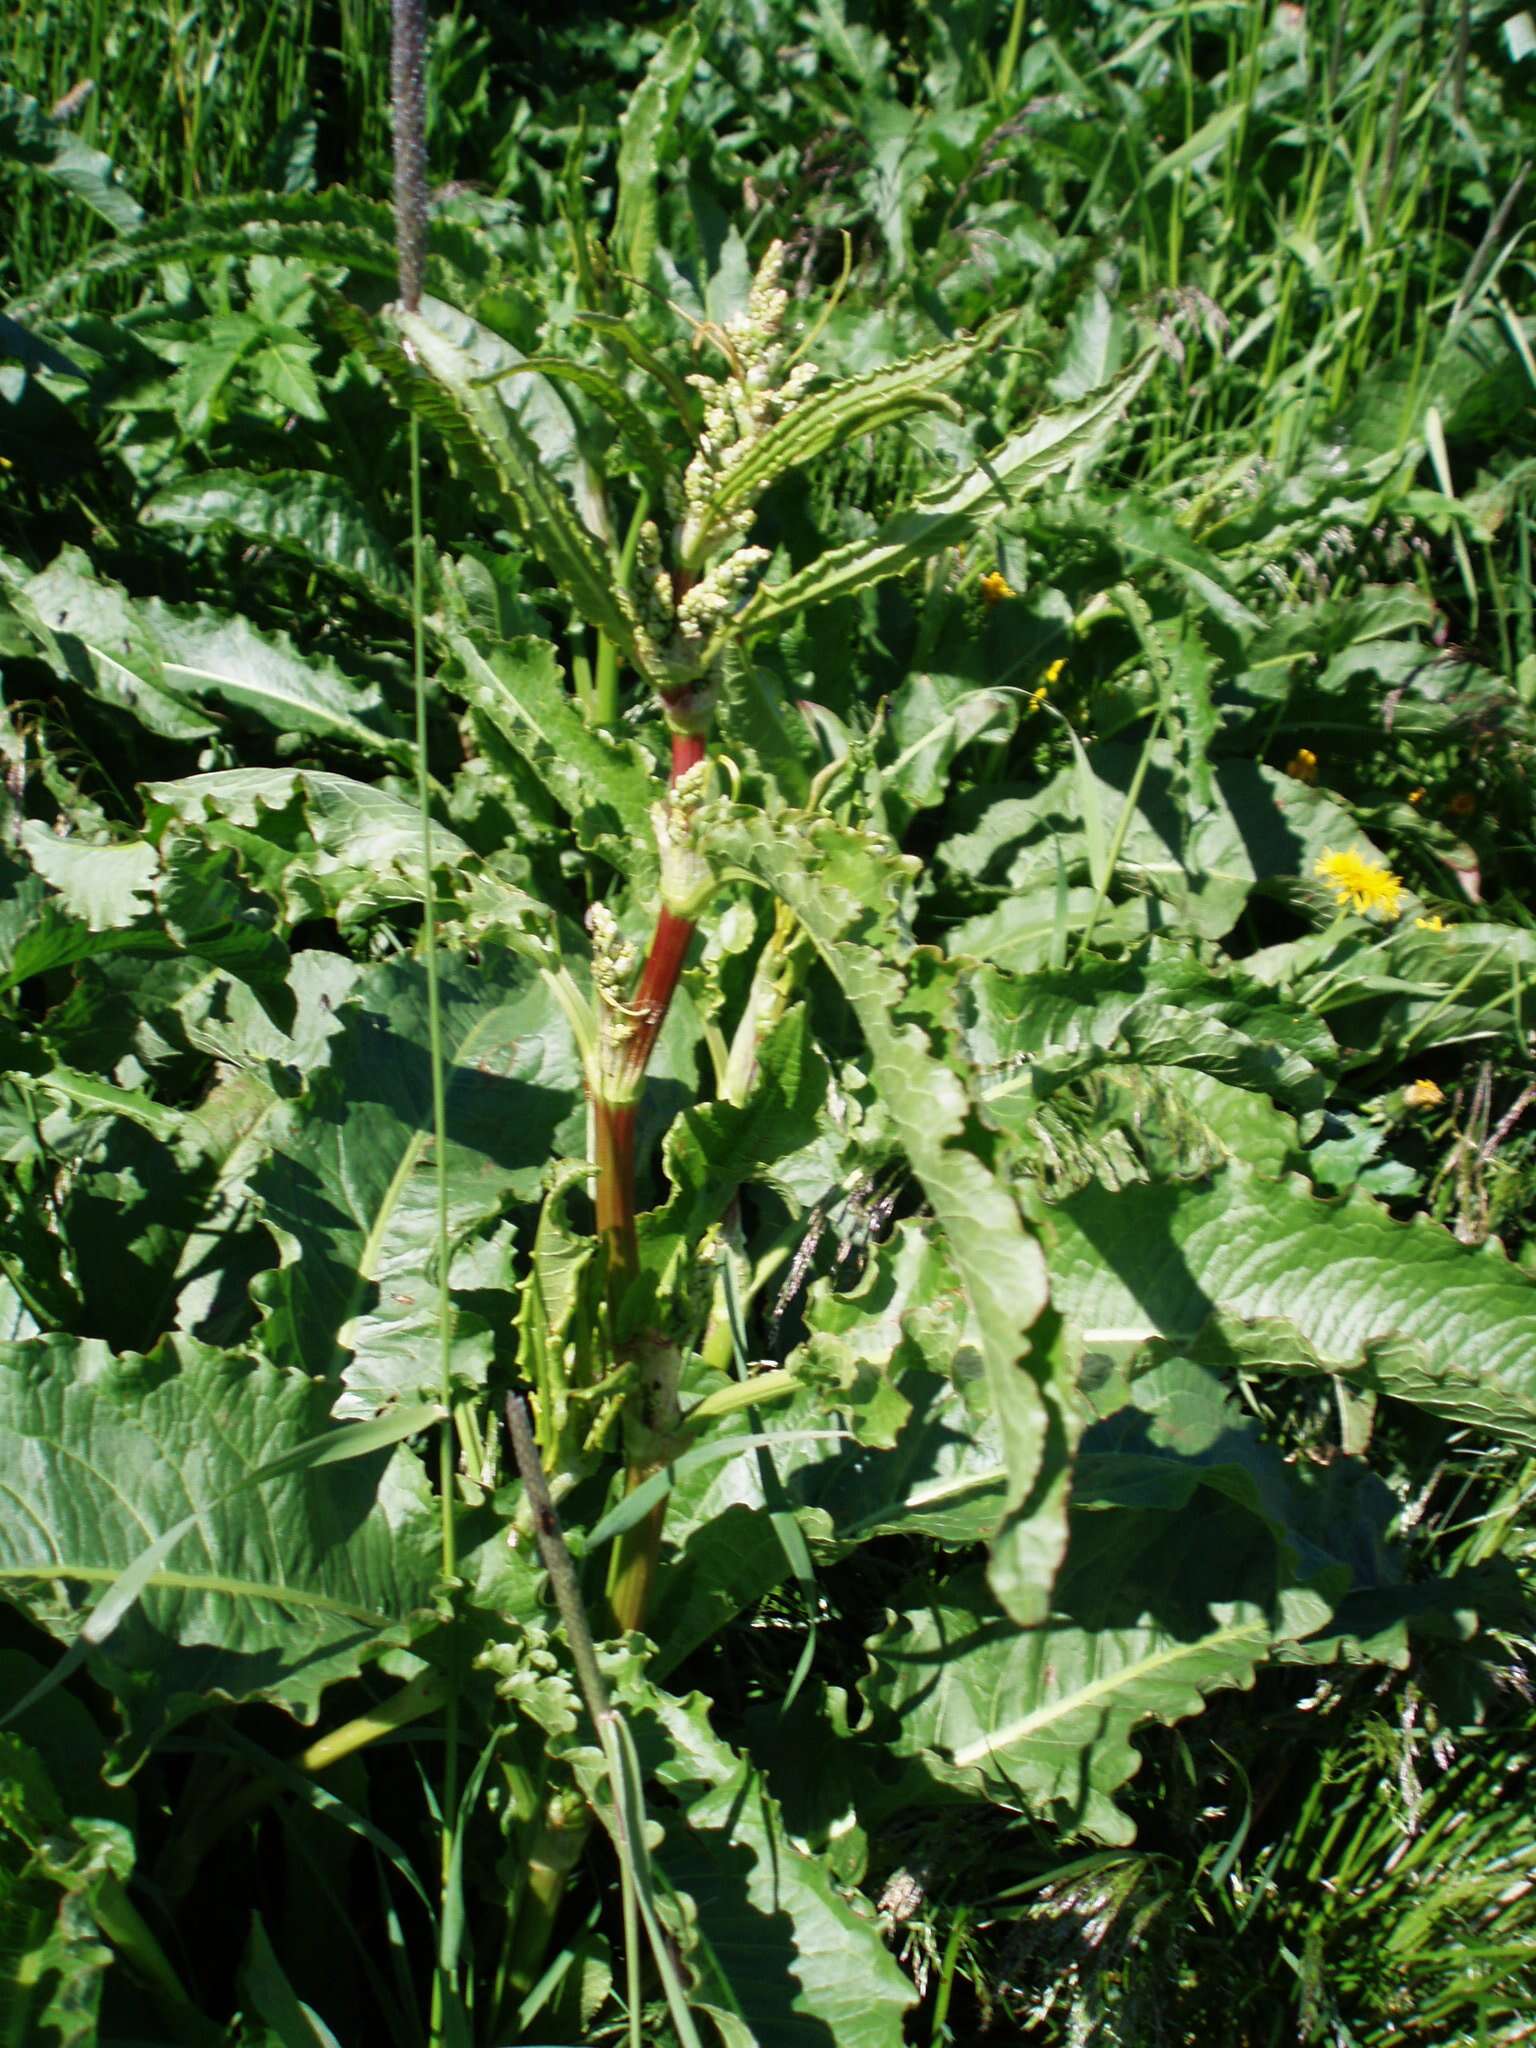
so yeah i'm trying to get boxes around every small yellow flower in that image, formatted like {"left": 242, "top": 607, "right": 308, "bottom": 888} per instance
{"left": 1407, "top": 787, "right": 1425, "bottom": 806}
{"left": 1027, "top": 684, "right": 1049, "bottom": 713}
{"left": 1403, "top": 1078, "right": 1445, "bottom": 1109}
{"left": 1414, "top": 914, "right": 1447, "bottom": 932}
{"left": 979, "top": 571, "right": 1016, "bottom": 607}
{"left": 1314, "top": 846, "right": 1405, "bottom": 921}
{"left": 1043, "top": 658, "right": 1067, "bottom": 685}
{"left": 1285, "top": 747, "right": 1319, "bottom": 785}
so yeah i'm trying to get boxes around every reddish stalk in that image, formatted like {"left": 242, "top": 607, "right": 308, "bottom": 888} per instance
{"left": 599, "top": 726, "right": 709, "bottom": 1635}
{"left": 592, "top": 1100, "right": 638, "bottom": 1311}
{"left": 669, "top": 728, "right": 706, "bottom": 780}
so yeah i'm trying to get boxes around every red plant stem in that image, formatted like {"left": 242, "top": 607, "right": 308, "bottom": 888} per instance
{"left": 622, "top": 907, "right": 694, "bottom": 1080}
{"left": 592, "top": 1099, "right": 638, "bottom": 1310}
{"left": 602, "top": 731, "right": 706, "bottom": 1104}
{"left": 595, "top": 718, "right": 709, "bottom": 1636}
{"left": 670, "top": 729, "right": 706, "bottom": 781}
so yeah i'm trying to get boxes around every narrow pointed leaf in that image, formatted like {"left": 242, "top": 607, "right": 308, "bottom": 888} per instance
{"left": 708, "top": 811, "right": 1067, "bottom": 1623}
{"left": 474, "top": 355, "right": 674, "bottom": 492}
{"left": 382, "top": 300, "right": 650, "bottom": 669}
{"left": 613, "top": 8, "right": 721, "bottom": 285}
{"left": 690, "top": 331, "right": 988, "bottom": 546}
{"left": 739, "top": 355, "right": 1157, "bottom": 628}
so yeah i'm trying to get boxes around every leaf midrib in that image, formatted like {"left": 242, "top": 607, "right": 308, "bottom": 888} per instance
{"left": 0, "top": 1562, "right": 394, "bottom": 1626}
{"left": 947, "top": 1616, "right": 1267, "bottom": 1769}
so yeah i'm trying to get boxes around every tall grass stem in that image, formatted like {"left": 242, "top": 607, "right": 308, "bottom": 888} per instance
{"left": 409, "top": 404, "right": 460, "bottom": 2046}
{"left": 391, "top": 0, "right": 428, "bottom": 311}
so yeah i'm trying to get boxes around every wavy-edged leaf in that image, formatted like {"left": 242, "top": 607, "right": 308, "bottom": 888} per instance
{"left": 0, "top": 545, "right": 215, "bottom": 741}
{"left": 955, "top": 953, "right": 1322, "bottom": 1190}
{"left": 641, "top": 1006, "right": 828, "bottom": 1292}
{"left": 149, "top": 765, "right": 466, "bottom": 920}
{"left": 7, "top": 828, "right": 289, "bottom": 1020}
{"left": 0, "top": 1335, "right": 441, "bottom": 1754}
{"left": 253, "top": 951, "right": 583, "bottom": 1407}
{"left": 865, "top": 1564, "right": 1277, "bottom": 1844}
{"left": 3, "top": 547, "right": 407, "bottom": 758}
{"left": 792, "top": 1221, "right": 1014, "bottom": 1541}
{"left": 18, "top": 825, "right": 158, "bottom": 931}
{"left": 1043, "top": 1161, "right": 1536, "bottom": 1442}
{"left": 139, "top": 468, "right": 407, "bottom": 611}
{"left": 707, "top": 809, "right": 1068, "bottom": 1624}
{"left": 377, "top": 300, "right": 652, "bottom": 669}
{"left": 959, "top": 955, "right": 1332, "bottom": 1114}
{"left": 739, "top": 355, "right": 1157, "bottom": 629}
{"left": 601, "top": 1653, "right": 915, "bottom": 2048}
{"left": 0, "top": 1732, "right": 127, "bottom": 2046}
{"left": 10, "top": 189, "right": 486, "bottom": 316}
{"left": 448, "top": 631, "right": 659, "bottom": 886}
{"left": 151, "top": 764, "right": 547, "bottom": 962}
{"left": 141, "top": 601, "right": 407, "bottom": 759}
{"left": 685, "top": 332, "right": 986, "bottom": 562}
{"left": 1281, "top": 917, "right": 1536, "bottom": 1062}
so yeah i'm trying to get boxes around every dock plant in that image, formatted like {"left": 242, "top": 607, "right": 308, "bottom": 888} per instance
{"left": 1, "top": 0, "right": 1535, "bottom": 2042}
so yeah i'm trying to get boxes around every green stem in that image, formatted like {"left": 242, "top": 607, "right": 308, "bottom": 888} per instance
{"left": 502, "top": 1787, "right": 589, "bottom": 1999}
{"left": 408, "top": 383, "right": 460, "bottom": 2046}
{"left": 593, "top": 632, "right": 620, "bottom": 729}
{"left": 592, "top": 499, "right": 648, "bottom": 733}
{"left": 295, "top": 1666, "right": 451, "bottom": 1775}
{"left": 605, "top": 1475, "right": 667, "bottom": 1637}
{"left": 156, "top": 1671, "right": 451, "bottom": 1896}
{"left": 94, "top": 1874, "right": 224, "bottom": 2045}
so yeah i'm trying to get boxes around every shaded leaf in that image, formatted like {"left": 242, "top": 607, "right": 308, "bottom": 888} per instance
{"left": 139, "top": 469, "right": 407, "bottom": 610}
{"left": 603, "top": 1653, "right": 915, "bottom": 2048}
{"left": 253, "top": 951, "right": 583, "bottom": 1406}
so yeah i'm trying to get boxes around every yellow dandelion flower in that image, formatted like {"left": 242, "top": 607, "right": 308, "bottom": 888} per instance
{"left": 1415, "top": 913, "right": 1447, "bottom": 932}
{"left": 979, "top": 571, "right": 1015, "bottom": 607}
{"left": 1286, "top": 747, "right": 1319, "bottom": 785}
{"left": 1402, "top": 1078, "right": 1445, "bottom": 1109}
{"left": 1314, "top": 846, "right": 1405, "bottom": 921}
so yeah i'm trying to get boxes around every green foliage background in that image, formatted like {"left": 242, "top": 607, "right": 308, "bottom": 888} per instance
{"left": 2, "top": 1, "right": 1535, "bottom": 2043}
